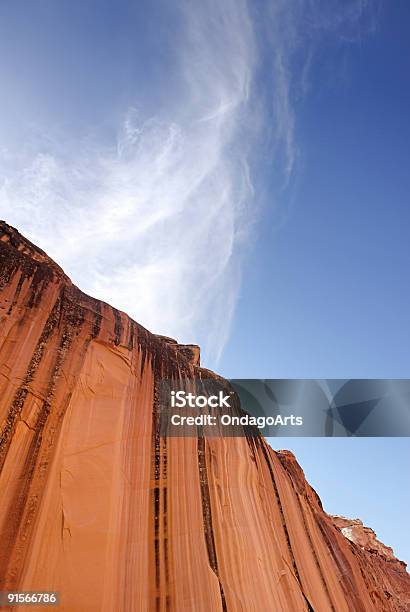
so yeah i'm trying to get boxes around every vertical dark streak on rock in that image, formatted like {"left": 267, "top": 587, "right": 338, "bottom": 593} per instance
{"left": 138, "top": 327, "right": 149, "bottom": 376}
{"left": 0, "top": 250, "right": 18, "bottom": 291}
{"left": 151, "top": 376, "right": 162, "bottom": 605}
{"left": 258, "top": 441, "right": 319, "bottom": 611}
{"left": 27, "top": 266, "right": 51, "bottom": 309}
{"left": 275, "top": 451, "right": 334, "bottom": 610}
{"left": 148, "top": 369, "right": 190, "bottom": 610}
{"left": 197, "top": 434, "right": 227, "bottom": 612}
{"left": 128, "top": 319, "right": 135, "bottom": 351}
{"left": 293, "top": 492, "right": 335, "bottom": 611}
{"left": 0, "top": 244, "right": 56, "bottom": 315}
{"left": 0, "top": 295, "right": 62, "bottom": 474}
{"left": 163, "top": 497, "right": 169, "bottom": 584}
{"left": 144, "top": 339, "right": 189, "bottom": 608}
{"left": 0, "top": 293, "right": 85, "bottom": 589}
{"left": 113, "top": 308, "right": 122, "bottom": 346}
{"left": 154, "top": 488, "right": 160, "bottom": 589}
{"left": 92, "top": 301, "right": 102, "bottom": 339}
{"left": 7, "top": 272, "right": 25, "bottom": 315}
{"left": 303, "top": 594, "right": 315, "bottom": 611}
{"left": 162, "top": 439, "right": 169, "bottom": 585}
{"left": 258, "top": 440, "right": 301, "bottom": 583}
{"left": 151, "top": 372, "right": 172, "bottom": 610}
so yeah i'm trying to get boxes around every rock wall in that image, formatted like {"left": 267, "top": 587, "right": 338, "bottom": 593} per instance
{"left": 0, "top": 221, "right": 409, "bottom": 611}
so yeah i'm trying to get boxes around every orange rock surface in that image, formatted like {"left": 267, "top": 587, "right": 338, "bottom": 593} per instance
{"left": 0, "top": 221, "right": 409, "bottom": 611}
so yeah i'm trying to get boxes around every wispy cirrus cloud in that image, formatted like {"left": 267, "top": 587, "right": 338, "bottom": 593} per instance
{"left": 0, "top": 0, "right": 379, "bottom": 366}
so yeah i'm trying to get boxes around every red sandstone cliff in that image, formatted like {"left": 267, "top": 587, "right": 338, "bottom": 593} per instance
{"left": 0, "top": 220, "right": 409, "bottom": 611}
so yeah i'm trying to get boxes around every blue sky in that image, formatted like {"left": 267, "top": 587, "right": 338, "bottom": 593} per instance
{"left": 0, "top": 1, "right": 409, "bottom": 565}
{"left": 220, "top": 1, "right": 410, "bottom": 378}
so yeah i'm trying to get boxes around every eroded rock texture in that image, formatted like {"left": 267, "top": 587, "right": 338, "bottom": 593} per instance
{"left": 0, "top": 221, "right": 409, "bottom": 611}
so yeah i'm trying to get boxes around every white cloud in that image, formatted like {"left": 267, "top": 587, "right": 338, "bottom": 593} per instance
{"left": 0, "top": 0, "right": 378, "bottom": 367}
